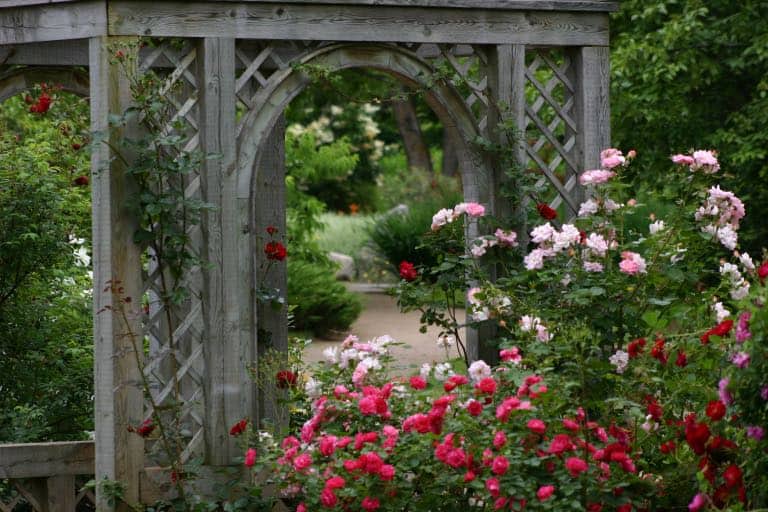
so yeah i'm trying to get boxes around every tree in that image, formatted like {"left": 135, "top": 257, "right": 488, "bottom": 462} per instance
{"left": 611, "top": 0, "right": 768, "bottom": 252}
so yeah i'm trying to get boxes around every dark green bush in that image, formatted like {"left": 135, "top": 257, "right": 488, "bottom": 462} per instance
{"left": 368, "top": 195, "right": 461, "bottom": 275}
{"left": 288, "top": 259, "right": 362, "bottom": 337}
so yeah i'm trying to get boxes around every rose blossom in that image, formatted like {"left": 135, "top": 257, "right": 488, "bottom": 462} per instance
{"left": 431, "top": 208, "right": 454, "bottom": 230}
{"left": 731, "top": 351, "right": 750, "bottom": 368}
{"left": 747, "top": 426, "right": 765, "bottom": 441}
{"left": 619, "top": 251, "right": 647, "bottom": 275}
{"left": 671, "top": 154, "right": 695, "bottom": 166}
{"left": 244, "top": 448, "right": 256, "bottom": 467}
{"left": 600, "top": 148, "right": 626, "bottom": 169}
{"left": 537, "top": 485, "right": 555, "bottom": 501}
{"left": 579, "top": 169, "right": 616, "bottom": 185}
{"left": 494, "top": 228, "right": 518, "bottom": 247}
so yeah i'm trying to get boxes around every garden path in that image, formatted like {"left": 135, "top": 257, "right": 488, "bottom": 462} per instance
{"left": 302, "top": 290, "right": 465, "bottom": 375}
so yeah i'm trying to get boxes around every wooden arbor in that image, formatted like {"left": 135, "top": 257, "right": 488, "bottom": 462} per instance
{"left": 0, "top": 0, "right": 615, "bottom": 509}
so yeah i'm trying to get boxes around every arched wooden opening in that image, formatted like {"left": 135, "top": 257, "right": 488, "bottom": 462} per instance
{"left": 0, "top": 1, "right": 615, "bottom": 509}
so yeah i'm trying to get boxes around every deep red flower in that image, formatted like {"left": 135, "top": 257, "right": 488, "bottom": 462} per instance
{"left": 701, "top": 320, "right": 734, "bottom": 343}
{"left": 29, "top": 93, "right": 52, "bottom": 114}
{"left": 128, "top": 418, "right": 155, "bottom": 437}
{"left": 467, "top": 400, "right": 483, "bottom": 416}
{"left": 264, "top": 241, "right": 287, "bottom": 261}
{"left": 685, "top": 421, "right": 710, "bottom": 455}
{"left": 627, "top": 338, "right": 646, "bottom": 358}
{"left": 758, "top": 260, "right": 768, "bottom": 284}
{"left": 536, "top": 203, "right": 558, "bottom": 220}
{"left": 723, "top": 464, "right": 742, "bottom": 489}
{"left": 476, "top": 377, "right": 497, "bottom": 395}
{"left": 266, "top": 226, "right": 278, "bottom": 235}
{"left": 705, "top": 400, "right": 727, "bottom": 422}
{"left": 565, "top": 456, "right": 589, "bottom": 477}
{"left": 72, "top": 142, "right": 82, "bottom": 151}
{"left": 674, "top": 350, "right": 688, "bottom": 367}
{"left": 409, "top": 376, "right": 427, "bottom": 390}
{"left": 73, "top": 175, "right": 89, "bottom": 187}
{"left": 24, "top": 94, "right": 33, "bottom": 104}
{"left": 659, "top": 440, "right": 676, "bottom": 454}
{"left": 645, "top": 397, "right": 663, "bottom": 421}
{"left": 399, "top": 261, "right": 418, "bottom": 281}
{"left": 276, "top": 370, "right": 297, "bottom": 389}
{"left": 650, "top": 337, "right": 667, "bottom": 364}
{"left": 229, "top": 418, "right": 248, "bottom": 436}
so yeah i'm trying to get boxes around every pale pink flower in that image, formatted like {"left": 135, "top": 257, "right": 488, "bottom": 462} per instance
{"left": 583, "top": 260, "right": 604, "bottom": 272}
{"left": 467, "top": 287, "right": 482, "bottom": 305}
{"left": 586, "top": 233, "right": 608, "bottom": 257}
{"left": 578, "top": 199, "right": 599, "bottom": 217}
{"left": 600, "top": 148, "right": 626, "bottom": 169}
{"left": 530, "top": 223, "right": 556, "bottom": 244}
{"left": 579, "top": 169, "right": 616, "bottom": 185}
{"left": 455, "top": 202, "right": 485, "bottom": 217}
{"left": 494, "top": 228, "right": 518, "bottom": 247}
{"left": 692, "top": 150, "right": 720, "bottom": 173}
{"left": 619, "top": 251, "right": 647, "bottom": 275}
{"left": 468, "top": 360, "right": 492, "bottom": 383}
{"left": 671, "top": 154, "right": 695, "bottom": 166}
{"left": 553, "top": 224, "right": 580, "bottom": 252}
{"left": 524, "top": 248, "right": 547, "bottom": 270}
{"left": 431, "top": 208, "right": 454, "bottom": 231}
{"left": 719, "top": 378, "right": 734, "bottom": 406}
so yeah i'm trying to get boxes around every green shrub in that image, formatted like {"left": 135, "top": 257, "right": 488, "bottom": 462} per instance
{"left": 375, "top": 153, "right": 459, "bottom": 211}
{"left": 288, "top": 259, "right": 363, "bottom": 336}
{"left": 369, "top": 195, "right": 461, "bottom": 274}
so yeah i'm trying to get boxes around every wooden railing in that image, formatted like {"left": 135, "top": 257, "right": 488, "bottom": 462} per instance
{"left": 0, "top": 441, "right": 95, "bottom": 512}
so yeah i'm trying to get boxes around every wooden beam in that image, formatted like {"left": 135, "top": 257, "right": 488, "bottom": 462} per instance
{"left": 0, "top": 441, "right": 94, "bottom": 479}
{"left": 232, "top": 0, "right": 620, "bottom": 10}
{"left": 197, "top": 37, "right": 256, "bottom": 466}
{"left": 90, "top": 35, "right": 144, "bottom": 511}
{"left": 109, "top": 2, "right": 610, "bottom": 46}
{"left": 0, "top": 66, "right": 89, "bottom": 102}
{"left": 0, "top": 1, "right": 106, "bottom": 45}
{"left": 571, "top": 46, "right": 610, "bottom": 207}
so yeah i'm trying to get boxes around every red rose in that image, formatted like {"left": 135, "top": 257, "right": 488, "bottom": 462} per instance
{"left": 476, "top": 377, "right": 497, "bottom": 395}
{"left": 650, "top": 337, "right": 667, "bottom": 364}
{"left": 467, "top": 400, "right": 483, "bottom": 416}
{"left": 759, "top": 260, "right": 768, "bottom": 284}
{"left": 685, "top": 421, "right": 710, "bottom": 455}
{"left": 29, "top": 93, "right": 52, "bottom": 114}
{"left": 627, "top": 338, "right": 646, "bottom": 358}
{"left": 72, "top": 142, "right": 82, "bottom": 150}
{"left": 264, "top": 241, "right": 287, "bottom": 261}
{"left": 128, "top": 419, "right": 155, "bottom": 438}
{"left": 723, "top": 464, "right": 742, "bottom": 489}
{"left": 409, "top": 376, "right": 427, "bottom": 390}
{"left": 646, "top": 397, "right": 663, "bottom": 420}
{"left": 659, "top": 440, "right": 676, "bottom": 454}
{"left": 229, "top": 418, "right": 248, "bottom": 436}
{"left": 674, "top": 350, "right": 688, "bottom": 367}
{"left": 266, "top": 226, "right": 278, "bottom": 235}
{"left": 73, "top": 175, "right": 89, "bottom": 187}
{"left": 705, "top": 400, "right": 726, "bottom": 421}
{"left": 398, "top": 261, "right": 418, "bottom": 281}
{"left": 536, "top": 203, "right": 558, "bottom": 220}
{"left": 701, "top": 319, "right": 734, "bottom": 344}
{"left": 276, "top": 370, "right": 297, "bottom": 389}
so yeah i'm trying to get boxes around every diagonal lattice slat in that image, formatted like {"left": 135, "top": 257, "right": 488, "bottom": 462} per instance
{"left": 522, "top": 48, "right": 580, "bottom": 217}
{"left": 138, "top": 41, "right": 205, "bottom": 464}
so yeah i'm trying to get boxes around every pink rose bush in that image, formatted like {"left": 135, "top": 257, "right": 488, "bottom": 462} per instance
{"left": 245, "top": 148, "right": 768, "bottom": 511}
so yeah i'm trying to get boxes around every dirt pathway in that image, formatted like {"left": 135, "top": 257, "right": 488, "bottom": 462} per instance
{"left": 302, "top": 292, "right": 465, "bottom": 375}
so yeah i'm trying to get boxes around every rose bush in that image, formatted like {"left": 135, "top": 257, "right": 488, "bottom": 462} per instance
{"left": 246, "top": 148, "right": 767, "bottom": 510}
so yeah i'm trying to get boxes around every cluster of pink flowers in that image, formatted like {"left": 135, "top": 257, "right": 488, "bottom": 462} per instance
{"left": 695, "top": 186, "right": 745, "bottom": 250}
{"left": 519, "top": 315, "right": 552, "bottom": 342}
{"left": 524, "top": 222, "right": 581, "bottom": 270}
{"left": 431, "top": 201, "right": 486, "bottom": 230}
{"left": 671, "top": 149, "right": 720, "bottom": 173}
{"left": 578, "top": 148, "right": 631, "bottom": 186}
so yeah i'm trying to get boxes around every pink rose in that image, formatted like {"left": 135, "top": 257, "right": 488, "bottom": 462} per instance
{"left": 361, "top": 497, "right": 381, "bottom": 511}
{"left": 491, "top": 455, "right": 509, "bottom": 475}
{"left": 579, "top": 169, "right": 616, "bottom": 185}
{"left": 379, "top": 464, "right": 395, "bottom": 480}
{"left": 537, "top": 485, "right": 555, "bottom": 501}
{"left": 565, "top": 456, "right": 589, "bottom": 477}
{"left": 320, "top": 488, "right": 337, "bottom": 508}
{"left": 244, "top": 448, "right": 257, "bottom": 467}
{"left": 688, "top": 493, "right": 707, "bottom": 511}
{"left": 527, "top": 418, "right": 547, "bottom": 434}
{"left": 293, "top": 453, "right": 312, "bottom": 472}
{"left": 671, "top": 154, "right": 695, "bottom": 166}
{"left": 486, "top": 477, "right": 500, "bottom": 497}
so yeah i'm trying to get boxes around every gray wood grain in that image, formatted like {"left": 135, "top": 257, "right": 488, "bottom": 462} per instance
{"left": 110, "top": 3, "right": 609, "bottom": 46}
{"left": 89, "top": 35, "right": 144, "bottom": 511}
{"left": 572, "top": 45, "right": 610, "bottom": 207}
{"left": 0, "top": 441, "right": 94, "bottom": 479}
{"left": 0, "top": 1, "right": 105, "bottom": 44}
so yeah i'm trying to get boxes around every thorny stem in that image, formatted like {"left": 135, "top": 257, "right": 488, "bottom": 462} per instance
{"left": 114, "top": 293, "right": 188, "bottom": 508}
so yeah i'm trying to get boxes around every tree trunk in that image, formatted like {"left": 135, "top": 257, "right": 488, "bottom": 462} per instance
{"left": 392, "top": 90, "right": 433, "bottom": 173}
{"left": 441, "top": 126, "right": 460, "bottom": 177}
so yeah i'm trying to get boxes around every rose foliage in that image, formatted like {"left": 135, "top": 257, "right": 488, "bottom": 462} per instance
{"left": 246, "top": 149, "right": 768, "bottom": 511}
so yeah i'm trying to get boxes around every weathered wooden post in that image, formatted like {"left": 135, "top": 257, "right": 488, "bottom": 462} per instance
{"left": 89, "top": 35, "right": 144, "bottom": 510}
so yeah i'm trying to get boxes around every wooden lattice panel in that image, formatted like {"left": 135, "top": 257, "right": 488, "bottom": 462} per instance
{"left": 0, "top": 478, "right": 95, "bottom": 512}
{"left": 523, "top": 48, "right": 580, "bottom": 217}
{"left": 138, "top": 41, "right": 206, "bottom": 464}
